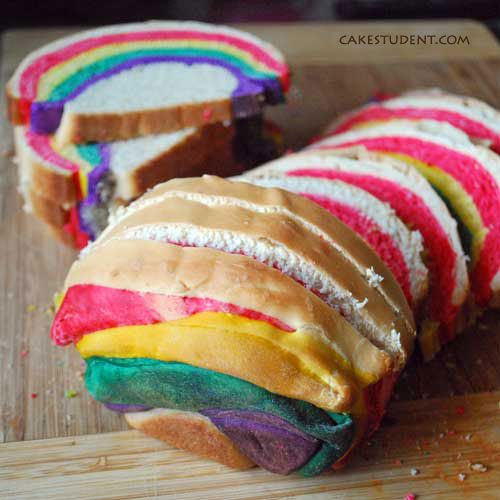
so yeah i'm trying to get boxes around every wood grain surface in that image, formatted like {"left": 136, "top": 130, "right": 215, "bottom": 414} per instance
{"left": 1, "top": 392, "right": 499, "bottom": 499}
{"left": 0, "top": 20, "right": 499, "bottom": 499}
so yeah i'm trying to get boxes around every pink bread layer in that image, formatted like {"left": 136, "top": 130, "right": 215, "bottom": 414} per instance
{"left": 288, "top": 168, "right": 458, "bottom": 344}
{"left": 19, "top": 30, "right": 289, "bottom": 100}
{"left": 317, "top": 136, "right": 500, "bottom": 304}
{"left": 25, "top": 129, "right": 79, "bottom": 172}
{"left": 328, "top": 107, "right": 500, "bottom": 153}
{"left": 52, "top": 284, "right": 294, "bottom": 346}
{"left": 301, "top": 193, "right": 412, "bottom": 306}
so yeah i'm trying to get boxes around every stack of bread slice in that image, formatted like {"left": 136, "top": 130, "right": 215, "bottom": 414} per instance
{"left": 8, "top": 21, "right": 289, "bottom": 247}
{"left": 52, "top": 175, "right": 415, "bottom": 475}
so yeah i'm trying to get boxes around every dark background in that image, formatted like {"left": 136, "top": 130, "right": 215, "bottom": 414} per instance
{"left": 1, "top": 0, "right": 499, "bottom": 37}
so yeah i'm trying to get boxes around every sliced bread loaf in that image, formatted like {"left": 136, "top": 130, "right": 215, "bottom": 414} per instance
{"left": 52, "top": 177, "right": 417, "bottom": 474}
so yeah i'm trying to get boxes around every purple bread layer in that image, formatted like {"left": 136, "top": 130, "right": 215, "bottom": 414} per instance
{"left": 200, "top": 409, "right": 320, "bottom": 475}
{"left": 77, "top": 143, "right": 111, "bottom": 240}
{"left": 30, "top": 56, "right": 283, "bottom": 134}
{"left": 104, "top": 402, "right": 152, "bottom": 413}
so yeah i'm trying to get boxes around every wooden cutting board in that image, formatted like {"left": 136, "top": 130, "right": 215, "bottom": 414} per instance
{"left": 1, "top": 392, "right": 499, "bottom": 499}
{"left": 1, "top": 20, "right": 499, "bottom": 499}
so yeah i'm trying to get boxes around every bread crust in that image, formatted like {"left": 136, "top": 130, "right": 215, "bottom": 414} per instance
{"left": 14, "top": 127, "right": 77, "bottom": 205}
{"left": 27, "top": 187, "right": 70, "bottom": 228}
{"left": 67, "top": 238, "right": 393, "bottom": 396}
{"left": 55, "top": 98, "right": 235, "bottom": 145}
{"left": 124, "top": 409, "right": 255, "bottom": 470}
{"left": 126, "top": 122, "right": 240, "bottom": 199}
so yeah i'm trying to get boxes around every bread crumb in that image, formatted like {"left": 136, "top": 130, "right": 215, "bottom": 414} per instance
{"left": 470, "top": 463, "right": 487, "bottom": 472}
{"left": 458, "top": 473, "right": 466, "bottom": 481}
{"left": 365, "top": 266, "right": 384, "bottom": 286}
{"left": 355, "top": 297, "right": 368, "bottom": 309}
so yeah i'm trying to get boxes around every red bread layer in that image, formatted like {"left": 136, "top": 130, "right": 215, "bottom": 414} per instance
{"left": 321, "top": 136, "right": 500, "bottom": 304}
{"left": 52, "top": 284, "right": 294, "bottom": 346}
{"left": 300, "top": 193, "right": 412, "bottom": 306}
{"left": 288, "top": 169, "right": 458, "bottom": 344}
{"left": 328, "top": 107, "right": 500, "bottom": 153}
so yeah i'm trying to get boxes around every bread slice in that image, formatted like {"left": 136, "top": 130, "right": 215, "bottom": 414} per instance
{"left": 237, "top": 173, "right": 428, "bottom": 311}
{"left": 325, "top": 88, "right": 500, "bottom": 153}
{"left": 124, "top": 409, "right": 255, "bottom": 470}
{"left": 86, "top": 176, "right": 414, "bottom": 370}
{"left": 312, "top": 119, "right": 500, "bottom": 310}
{"left": 7, "top": 21, "right": 288, "bottom": 144}
{"left": 246, "top": 150, "right": 469, "bottom": 360}
{"left": 16, "top": 117, "right": 280, "bottom": 247}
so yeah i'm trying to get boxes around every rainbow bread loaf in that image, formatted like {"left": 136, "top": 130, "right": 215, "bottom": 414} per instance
{"left": 311, "top": 120, "right": 500, "bottom": 315}
{"left": 9, "top": 22, "right": 287, "bottom": 248}
{"left": 325, "top": 89, "right": 500, "bottom": 153}
{"left": 239, "top": 150, "right": 468, "bottom": 360}
{"left": 7, "top": 21, "right": 289, "bottom": 144}
{"left": 51, "top": 175, "right": 415, "bottom": 475}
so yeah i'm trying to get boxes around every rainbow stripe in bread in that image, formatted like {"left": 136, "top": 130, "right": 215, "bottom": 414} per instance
{"left": 325, "top": 89, "right": 500, "bottom": 153}
{"left": 244, "top": 151, "right": 468, "bottom": 360}
{"left": 311, "top": 120, "right": 500, "bottom": 310}
{"left": 236, "top": 173, "right": 428, "bottom": 311}
{"left": 51, "top": 176, "right": 415, "bottom": 475}
{"left": 7, "top": 21, "right": 288, "bottom": 144}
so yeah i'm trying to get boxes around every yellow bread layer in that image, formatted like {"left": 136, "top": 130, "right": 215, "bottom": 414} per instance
{"left": 66, "top": 239, "right": 393, "bottom": 392}
{"left": 77, "top": 312, "right": 361, "bottom": 412}
{"left": 37, "top": 40, "right": 274, "bottom": 100}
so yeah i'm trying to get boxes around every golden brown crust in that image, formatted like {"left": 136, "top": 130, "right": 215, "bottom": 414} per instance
{"left": 67, "top": 238, "right": 392, "bottom": 395}
{"left": 55, "top": 99, "right": 234, "bottom": 145}
{"left": 27, "top": 188, "right": 70, "bottom": 228}
{"left": 125, "top": 409, "right": 255, "bottom": 470}
{"left": 6, "top": 90, "right": 24, "bottom": 124}
{"left": 129, "top": 122, "right": 241, "bottom": 198}
{"left": 14, "top": 127, "right": 77, "bottom": 205}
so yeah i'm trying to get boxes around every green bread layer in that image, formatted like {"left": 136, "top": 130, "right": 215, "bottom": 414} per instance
{"left": 85, "top": 356, "right": 354, "bottom": 475}
{"left": 75, "top": 143, "right": 102, "bottom": 166}
{"left": 48, "top": 48, "right": 276, "bottom": 102}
